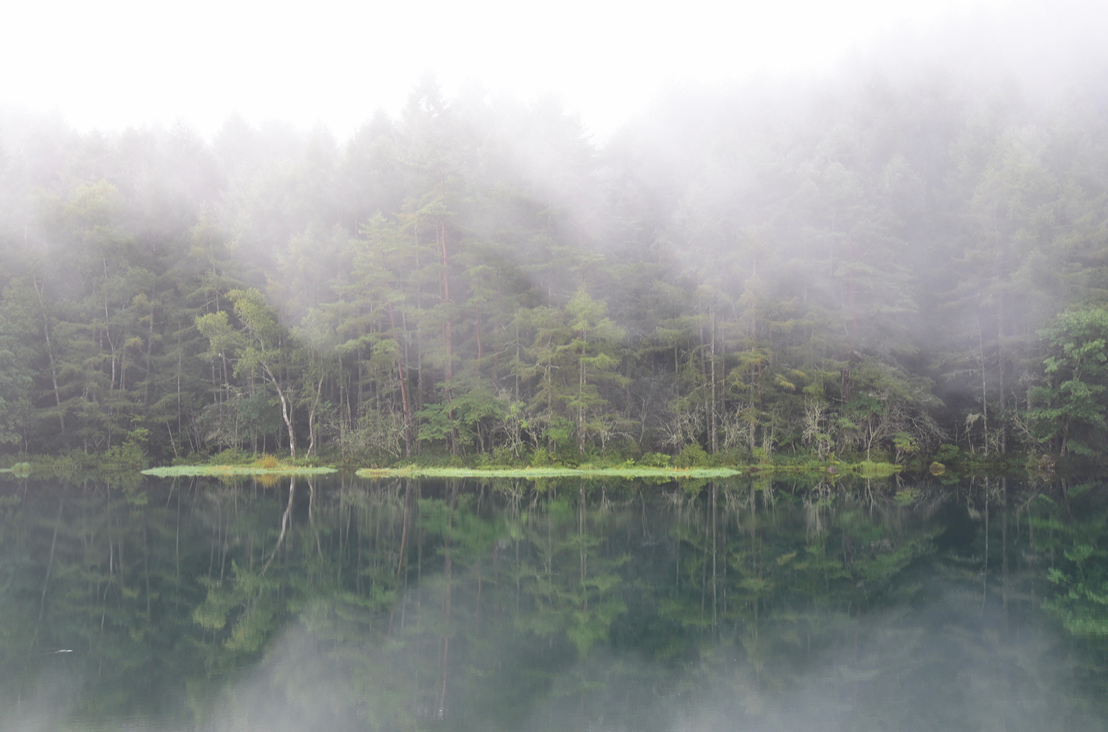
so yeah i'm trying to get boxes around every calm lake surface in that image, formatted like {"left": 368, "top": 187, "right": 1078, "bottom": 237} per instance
{"left": 2, "top": 473, "right": 1107, "bottom": 731}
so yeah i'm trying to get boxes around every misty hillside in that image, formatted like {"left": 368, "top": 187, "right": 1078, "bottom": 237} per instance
{"left": 2, "top": 63, "right": 1108, "bottom": 466}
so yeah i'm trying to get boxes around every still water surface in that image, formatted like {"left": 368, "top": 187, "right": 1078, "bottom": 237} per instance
{"left": 2, "top": 473, "right": 1106, "bottom": 731}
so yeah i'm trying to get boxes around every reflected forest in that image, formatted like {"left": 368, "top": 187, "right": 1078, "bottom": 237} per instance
{"left": 3, "top": 69, "right": 1108, "bottom": 470}
{"left": 3, "top": 473, "right": 1108, "bottom": 731}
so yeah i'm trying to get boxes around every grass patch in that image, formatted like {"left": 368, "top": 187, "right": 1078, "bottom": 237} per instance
{"left": 356, "top": 466, "right": 741, "bottom": 480}
{"left": 142, "top": 465, "right": 337, "bottom": 478}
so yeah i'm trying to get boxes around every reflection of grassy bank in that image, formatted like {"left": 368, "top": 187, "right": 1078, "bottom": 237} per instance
{"left": 0, "top": 462, "right": 31, "bottom": 477}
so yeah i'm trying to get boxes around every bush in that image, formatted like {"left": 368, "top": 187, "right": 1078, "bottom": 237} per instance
{"left": 208, "top": 448, "right": 252, "bottom": 465}
{"left": 674, "top": 442, "right": 709, "bottom": 468}
{"left": 101, "top": 442, "right": 145, "bottom": 471}
{"left": 640, "top": 452, "right": 672, "bottom": 468}
{"left": 494, "top": 445, "right": 525, "bottom": 466}
{"left": 709, "top": 447, "right": 747, "bottom": 467}
{"left": 934, "top": 444, "right": 962, "bottom": 465}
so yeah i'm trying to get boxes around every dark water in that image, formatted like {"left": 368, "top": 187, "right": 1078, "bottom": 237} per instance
{"left": 2, "top": 473, "right": 1106, "bottom": 731}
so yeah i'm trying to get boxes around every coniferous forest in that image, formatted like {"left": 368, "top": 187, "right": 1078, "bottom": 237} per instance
{"left": 2, "top": 70, "right": 1108, "bottom": 468}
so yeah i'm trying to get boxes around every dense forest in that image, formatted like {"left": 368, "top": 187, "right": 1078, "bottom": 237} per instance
{"left": 2, "top": 70, "right": 1108, "bottom": 466}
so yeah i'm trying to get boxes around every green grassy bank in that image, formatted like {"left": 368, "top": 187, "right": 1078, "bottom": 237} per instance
{"left": 355, "top": 466, "right": 743, "bottom": 479}
{"left": 141, "top": 465, "right": 337, "bottom": 478}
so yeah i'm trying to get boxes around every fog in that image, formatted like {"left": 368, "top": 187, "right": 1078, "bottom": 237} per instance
{"left": 172, "top": 590, "right": 1105, "bottom": 732}
{"left": 2, "top": 0, "right": 1073, "bottom": 140}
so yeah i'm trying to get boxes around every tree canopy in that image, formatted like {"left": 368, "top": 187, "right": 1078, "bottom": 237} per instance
{"left": 2, "top": 73, "right": 1108, "bottom": 466}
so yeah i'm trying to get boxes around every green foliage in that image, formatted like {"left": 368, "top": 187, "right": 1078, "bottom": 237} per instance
{"left": 674, "top": 441, "right": 709, "bottom": 468}
{"left": 0, "top": 279, "right": 37, "bottom": 446}
{"left": 6, "top": 75, "right": 1108, "bottom": 468}
{"left": 101, "top": 427, "right": 148, "bottom": 470}
{"left": 892, "top": 432, "right": 918, "bottom": 461}
{"left": 640, "top": 451, "right": 672, "bottom": 468}
{"left": 207, "top": 448, "right": 254, "bottom": 465}
{"left": 1028, "top": 307, "right": 1108, "bottom": 459}
{"left": 934, "top": 444, "right": 963, "bottom": 464}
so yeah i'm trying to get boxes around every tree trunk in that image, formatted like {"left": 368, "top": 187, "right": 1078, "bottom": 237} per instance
{"left": 710, "top": 306, "right": 718, "bottom": 453}
{"left": 389, "top": 302, "right": 413, "bottom": 457}
{"left": 33, "top": 276, "right": 65, "bottom": 431}
{"left": 307, "top": 370, "right": 325, "bottom": 457}
{"left": 263, "top": 363, "right": 296, "bottom": 458}
{"left": 977, "top": 316, "right": 989, "bottom": 457}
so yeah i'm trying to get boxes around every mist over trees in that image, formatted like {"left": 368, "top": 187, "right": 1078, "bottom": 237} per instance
{"left": 2, "top": 66, "right": 1108, "bottom": 466}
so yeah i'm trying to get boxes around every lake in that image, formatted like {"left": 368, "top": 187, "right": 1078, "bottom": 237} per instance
{"left": 2, "top": 473, "right": 1106, "bottom": 731}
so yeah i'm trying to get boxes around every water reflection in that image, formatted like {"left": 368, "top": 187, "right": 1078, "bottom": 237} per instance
{"left": 1, "top": 474, "right": 1106, "bottom": 731}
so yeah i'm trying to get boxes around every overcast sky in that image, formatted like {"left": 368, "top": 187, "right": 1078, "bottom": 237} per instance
{"left": 0, "top": 0, "right": 1091, "bottom": 141}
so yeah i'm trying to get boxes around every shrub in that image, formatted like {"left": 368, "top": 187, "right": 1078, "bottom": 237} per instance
{"left": 934, "top": 444, "right": 962, "bottom": 465}
{"left": 674, "top": 442, "right": 709, "bottom": 468}
{"left": 641, "top": 452, "right": 672, "bottom": 468}
{"left": 531, "top": 448, "right": 555, "bottom": 467}
{"left": 208, "top": 448, "right": 252, "bottom": 465}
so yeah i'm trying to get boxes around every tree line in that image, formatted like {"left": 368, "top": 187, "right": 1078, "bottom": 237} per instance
{"left": 2, "top": 72, "right": 1108, "bottom": 465}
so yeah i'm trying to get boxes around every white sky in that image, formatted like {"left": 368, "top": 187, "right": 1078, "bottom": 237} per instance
{"left": 0, "top": 0, "right": 1035, "bottom": 141}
